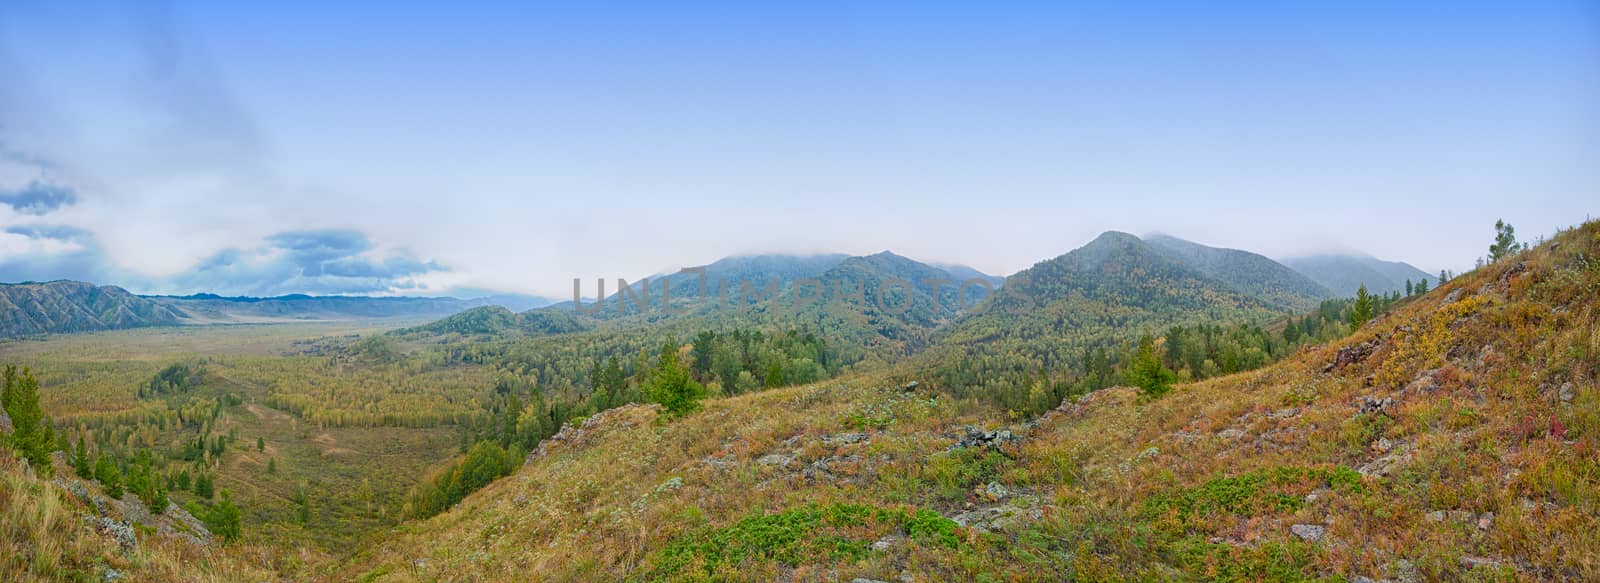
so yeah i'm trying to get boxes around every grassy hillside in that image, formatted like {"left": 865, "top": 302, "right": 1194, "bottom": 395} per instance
{"left": 0, "top": 449, "right": 278, "bottom": 582}
{"left": 336, "top": 221, "right": 1599, "bottom": 581}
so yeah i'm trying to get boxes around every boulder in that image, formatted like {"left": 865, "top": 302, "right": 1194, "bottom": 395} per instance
{"left": 1290, "top": 524, "right": 1326, "bottom": 542}
{"left": 1324, "top": 338, "right": 1383, "bottom": 373}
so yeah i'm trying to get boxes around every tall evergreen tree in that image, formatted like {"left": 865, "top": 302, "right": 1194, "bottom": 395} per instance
{"left": 1349, "top": 284, "right": 1375, "bottom": 329}
{"left": 94, "top": 452, "right": 124, "bottom": 498}
{"left": 73, "top": 436, "right": 92, "bottom": 477}
{"left": 1125, "top": 335, "right": 1177, "bottom": 399}
{"left": 2, "top": 366, "right": 52, "bottom": 472}
{"left": 644, "top": 343, "right": 706, "bottom": 416}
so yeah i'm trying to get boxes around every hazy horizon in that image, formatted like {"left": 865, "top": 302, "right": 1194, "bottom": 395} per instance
{"left": 3, "top": 1, "right": 1595, "bottom": 297}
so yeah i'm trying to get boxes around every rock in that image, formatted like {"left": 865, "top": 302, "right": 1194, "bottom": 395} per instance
{"left": 1267, "top": 407, "right": 1301, "bottom": 420}
{"left": 87, "top": 516, "right": 137, "bottom": 551}
{"left": 654, "top": 477, "right": 683, "bottom": 494}
{"left": 1290, "top": 524, "right": 1326, "bottom": 542}
{"left": 1372, "top": 438, "right": 1394, "bottom": 454}
{"left": 164, "top": 503, "right": 213, "bottom": 544}
{"left": 1357, "top": 443, "right": 1413, "bottom": 477}
{"left": 1443, "top": 288, "right": 1463, "bottom": 303}
{"left": 1497, "top": 261, "right": 1527, "bottom": 286}
{"left": 871, "top": 534, "right": 906, "bottom": 552}
{"left": 1358, "top": 396, "right": 1396, "bottom": 417}
{"left": 949, "top": 426, "right": 1020, "bottom": 450}
{"left": 1404, "top": 369, "right": 1441, "bottom": 393}
{"left": 1393, "top": 559, "right": 1421, "bottom": 583}
{"left": 1558, "top": 382, "right": 1575, "bottom": 403}
{"left": 102, "top": 567, "right": 128, "bottom": 582}
{"left": 982, "top": 481, "right": 1010, "bottom": 501}
{"left": 1218, "top": 428, "right": 1246, "bottom": 440}
{"left": 1424, "top": 509, "right": 1484, "bottom": 525}
{"left": 824, "top": 432, "right": 869, "bottom": 445}
{"left": 901, "top": 381, "right": 919, "bottom": 392}
{"left": 1325, "top": 338, "right": 1383, "bottom": 373}
{"left": 1304, "top": 488, "right": 1331, "bottom": 503}
{"left": 757, "top": 453, "right": 795, "bottom": 468}
{"left": 852, "top": 579, "right": 891, "bottom": 583}
{"left": 1459, "top": 556, "right": 1502, "bottom": 570}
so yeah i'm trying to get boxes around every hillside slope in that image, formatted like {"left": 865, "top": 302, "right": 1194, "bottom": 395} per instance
{"left": 336, "top": 221, "right": 1598, "bottom": 581}
{"left": 0, "top": 281, "right": 184, "bottom": 339}
{"left": 0, "top": 451, "right": 276, "bottom": 582}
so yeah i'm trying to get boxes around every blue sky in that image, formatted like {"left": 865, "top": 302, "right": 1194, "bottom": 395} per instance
{"left": 1, "top": 1, "right": 1595, "bottom": 296}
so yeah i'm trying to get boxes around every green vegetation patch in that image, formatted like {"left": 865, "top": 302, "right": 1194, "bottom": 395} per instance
{"left": 1142, "top": 465, "right": 1364, "bottom": 526}
{"left": 647, "top": 503, "right": 961, "bottom": 579}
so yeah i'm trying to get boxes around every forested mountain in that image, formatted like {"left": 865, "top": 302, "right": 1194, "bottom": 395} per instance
{"left": 1145, "top": 234, "right": 1332, "bottom": 310}
{"left": 931, "top": 231, "right": 1291, "bottom": 410}
{"left": 0, "top": 281, "right": 184, "bottom": 338}
{"left": 146, "top": 293, "right": 554, "bottom": 324}
{"left": 928, "top": 261, "right": 1005, "bottom": 287}
{"left": 550, "top": 253, "right": 849, "bottom": 315}
{"left": 398, "top": 305, "right": 589, "bottom": 337}
{"left": 1282, "top": 253, "right": 1432, "bottom": 297}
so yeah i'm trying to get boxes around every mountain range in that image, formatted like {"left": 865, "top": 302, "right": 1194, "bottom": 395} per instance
{"left": 0, "top": 284, "right": 557, "bottom": 339}
{"left": 0, "top": 235, "right": 1426, "bottom": 341}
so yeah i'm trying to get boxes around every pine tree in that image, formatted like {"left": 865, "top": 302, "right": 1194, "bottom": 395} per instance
{"left": 194, "top": 471, "right": 215, "bottom": 499}
{"left": 267, "top": 457, "right": 277, "bottom": 474}
{"left": 1415, "top": 278, "right": 1429, "bottom": 295}
{"left": 2, "top": 366, "right": 52, "bottom": 472}
{"left": 94, "top": 452, "right": 124, "bottom": 498}
{"left": 257, "top": 437, "right": 265, "bottom": 452}
{"left": 205, "top": 490, "right": 243, "bottom": 542}
{"left": 73, "top": 436, "right": 92, "bottom": 477}
{"left": 1125, "top": 335, "right": 1177, "bottom": 399}
{"left": 1349, "top": 284, "right": 1375, "bottom": 329}
{"left": 1490, "top": 219, "right": 1522, "bottom": 262}
{"left": 644, "top": 343, "right": 706, "bottom": 416}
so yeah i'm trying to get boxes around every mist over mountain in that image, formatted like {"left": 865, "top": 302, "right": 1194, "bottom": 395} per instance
{"left": 1282, "top": 253, "right": 1434, "bottom": 297}
{"left": 1145, "top": 234, "right": 1332, "bottom": 310}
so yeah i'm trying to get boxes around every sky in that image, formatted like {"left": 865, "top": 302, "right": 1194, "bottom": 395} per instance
{"left": 1, "top": 1, "right": 1595, "bottom": 298}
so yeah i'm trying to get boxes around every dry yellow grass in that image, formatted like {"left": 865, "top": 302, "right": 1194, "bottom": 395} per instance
{"left": 0, "top": 452, "right": 279, "bottom": 582}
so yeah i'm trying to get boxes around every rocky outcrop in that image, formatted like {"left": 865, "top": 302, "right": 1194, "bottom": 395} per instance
{"left": 1324, "top": 338, "right": 1384, "bottom": 373}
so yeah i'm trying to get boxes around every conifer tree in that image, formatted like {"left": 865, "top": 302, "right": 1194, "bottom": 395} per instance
{"left": 1349, "top": 284, "right": 1375, "bottom": 329}
{"left": 1490, "top": 219, "right": 1522, "bottom": 262}
{"left": 2, "top": 366, "right": 52, "bottom": 472}
{"left": 644, "top": 343, "right": 706, "bottom": 416}
{"left": 1125, "top": 335, "right": 1177, "bottom": 399}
